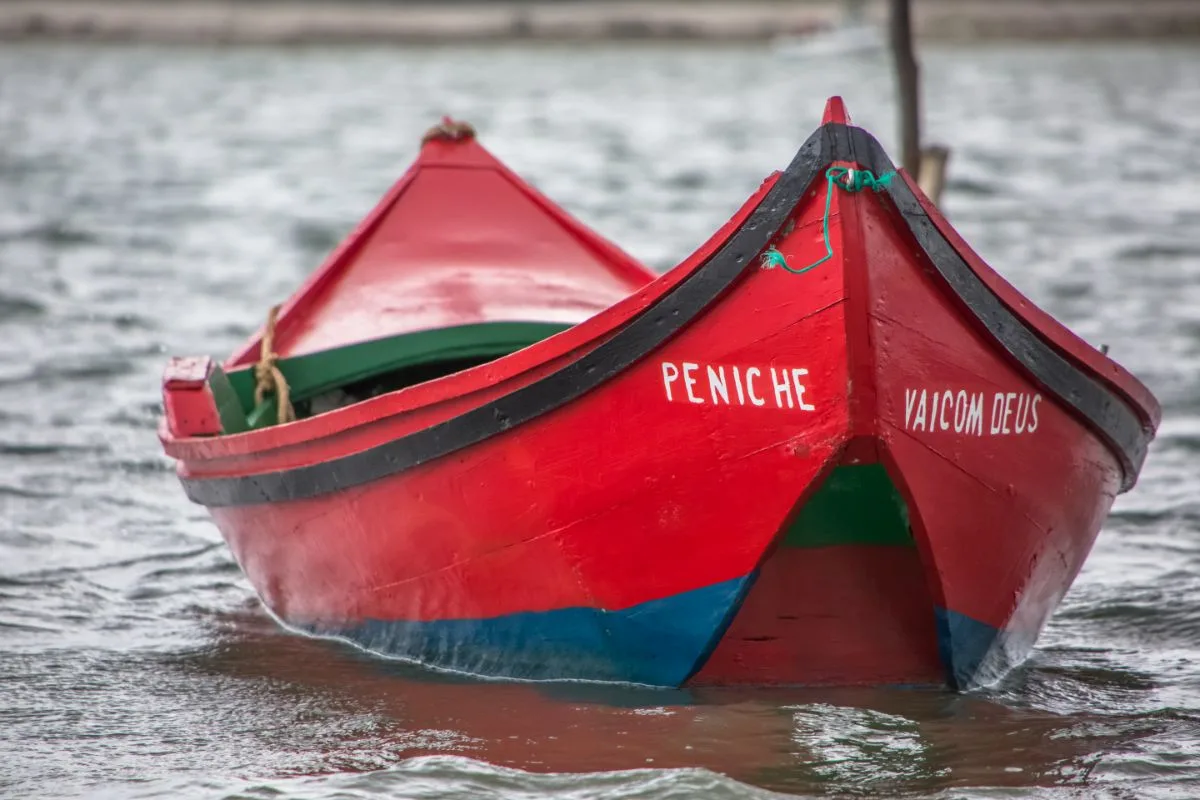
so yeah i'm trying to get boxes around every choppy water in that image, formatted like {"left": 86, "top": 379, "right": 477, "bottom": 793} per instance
{"left": 2, "top": 40, "right": 1199, "bottom": 800}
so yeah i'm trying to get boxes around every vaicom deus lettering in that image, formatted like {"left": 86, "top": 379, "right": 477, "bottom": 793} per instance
{"left": 159, "top": 99, "right": 1160, "bottom": 690}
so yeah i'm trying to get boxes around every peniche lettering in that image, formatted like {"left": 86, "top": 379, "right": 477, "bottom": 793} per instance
{"left": 661, "top": 360, "right": 815, "bottom": 411}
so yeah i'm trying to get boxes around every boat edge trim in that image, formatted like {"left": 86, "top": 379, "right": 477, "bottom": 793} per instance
{"left": 181, "top": 123, "right": 1150, "bottom": 506}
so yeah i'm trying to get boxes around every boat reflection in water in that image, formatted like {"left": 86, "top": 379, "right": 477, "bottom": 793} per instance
{"left": 178, "top": 607, "right": 1165, "bottom": 796}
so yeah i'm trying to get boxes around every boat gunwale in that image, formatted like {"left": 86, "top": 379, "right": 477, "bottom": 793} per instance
{"left": 159, "top": 173, "right": 782, "bottom": 463}
{"left": 229, "top": 320, "right": 578, "bottom": 429}
{"left": 833, "top": 123, "right": 1153, "bottom": 487}
{"left": 893, "top": 157, "right": 1161, "bottom": 431}
{"left": 176, "top": 120, "right": 1157, "bottom": 506}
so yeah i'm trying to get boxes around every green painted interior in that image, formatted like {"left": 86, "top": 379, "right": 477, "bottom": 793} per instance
{"left": 783, "top": 464, "right": 913, "bottom": 548}
{"left": 216, "top": 321, "right": 571, "bottom": 433}
{"left": 208, "top": 364, "right": 249, "bottom": 435}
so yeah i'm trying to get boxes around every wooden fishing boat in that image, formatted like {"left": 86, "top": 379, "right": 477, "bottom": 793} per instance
{"left": 159, "top": 100, "right": 1160, "bottom": 690}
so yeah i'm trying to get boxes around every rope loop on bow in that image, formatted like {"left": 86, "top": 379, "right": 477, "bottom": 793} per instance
{"left": 253, "top": 305, "right": 295, "bottom": 426}
{"left": 759, "top": 166, "right": 897, "bottom": 275}
{"left": 421, "top": 116, "right": 476, "bottom": 145}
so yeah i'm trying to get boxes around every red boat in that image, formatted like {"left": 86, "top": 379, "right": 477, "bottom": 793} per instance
{"left": 159, "top": 100, "right": 1160, "bottom": 690}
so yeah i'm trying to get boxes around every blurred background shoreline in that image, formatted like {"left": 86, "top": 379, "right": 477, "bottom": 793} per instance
{"left": 4, "top": 0, "right": 1200, "bottom": 45}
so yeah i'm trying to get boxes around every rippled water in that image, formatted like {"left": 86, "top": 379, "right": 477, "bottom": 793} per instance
{"left": 2, "top": 41, "right": 1199, "bottom": 800}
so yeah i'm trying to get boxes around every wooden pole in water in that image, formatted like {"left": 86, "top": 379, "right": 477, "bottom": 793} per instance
{"left": 919, "top": 143, "right": 950, "bottom": 205}
{"left": 888, "top": 0, "right": 950, "bottom": 206}
{"left": 889, "top": 0, "right": 921, "bottom": 174}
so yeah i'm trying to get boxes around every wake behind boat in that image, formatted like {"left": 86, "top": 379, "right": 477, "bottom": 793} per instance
{"left": 159, "top": 99, "right": 1159, "bottom": 690}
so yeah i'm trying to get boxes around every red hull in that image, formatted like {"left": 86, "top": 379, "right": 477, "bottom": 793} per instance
{"left": 161, "top": 99, "right": 1159, "bottom": 689}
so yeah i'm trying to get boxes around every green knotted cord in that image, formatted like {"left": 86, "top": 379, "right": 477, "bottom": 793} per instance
{"left": 762, "top": 166, "right": 897, "bottom": 275}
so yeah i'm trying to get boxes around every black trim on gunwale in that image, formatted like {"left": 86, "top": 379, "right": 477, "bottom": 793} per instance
{"left": 841, "top": 125, "right": 1152, "bottom": 490}
{"left": 182, "top": 123, "right": 1152, "bottom": 507}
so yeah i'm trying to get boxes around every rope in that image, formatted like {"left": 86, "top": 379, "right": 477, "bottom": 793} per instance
{"left": 761, "top": 166, "right": 896, "bottom": 275}
{"left": 421, "top": 116, "right": 476, "bottom": 145}
{"left": 254, "top": 305, "right": 295, "bottom": 426}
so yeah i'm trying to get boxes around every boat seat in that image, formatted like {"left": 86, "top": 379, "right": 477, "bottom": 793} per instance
{"left": 221, "top": 321, "right": 570, "bottom": 431}
{"left": 162, "top": 356, "right": 250, "bottom": 437}
{"left": 209, "top": 363, "right": 251, "bottom": 434}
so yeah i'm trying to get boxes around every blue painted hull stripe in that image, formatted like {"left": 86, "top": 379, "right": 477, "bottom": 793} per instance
{"left": 304, "top": 574, "right": 754, "bottom": 687}
{"left": 935, "top": 607, "right": 1005, "bottom": 690}
{"left": 303, "top": 587, "right": 1014, "bottom": 690}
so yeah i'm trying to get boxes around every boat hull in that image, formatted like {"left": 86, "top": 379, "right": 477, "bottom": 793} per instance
{"left": 163, "top": 104, "right": 1158, "bottom": 690}
{"left": 205, "top": 191, "right": 852, "bottom": 684}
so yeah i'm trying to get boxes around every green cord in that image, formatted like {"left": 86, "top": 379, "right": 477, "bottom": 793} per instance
{"left": 760, "top": 248, "right": 790, "bottom": 270}
{"left": 762, "top": 166, "right": 897, "bottom": 275}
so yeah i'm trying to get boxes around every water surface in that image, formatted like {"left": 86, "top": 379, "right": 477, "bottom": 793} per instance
{"left": 1, "top": 41, "right": 1198, "bottom": 799}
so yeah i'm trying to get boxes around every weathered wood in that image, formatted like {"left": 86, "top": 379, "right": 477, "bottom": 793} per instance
{"left": 889, "top": 0, "right": 921, "bottom": 173}
{"left": 918, "top": 143, "right": 951, "bottom": 206}
{"left": 890, "top": 0, "right": 953, "bottom": 208}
